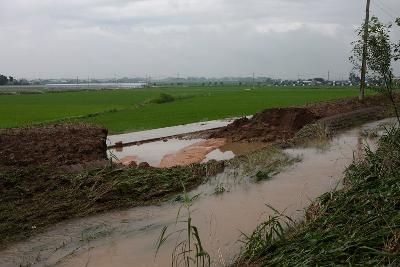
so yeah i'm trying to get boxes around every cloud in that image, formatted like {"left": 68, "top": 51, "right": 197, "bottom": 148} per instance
{"left": 0, "top": 0, "right": 399, "bottom": 78}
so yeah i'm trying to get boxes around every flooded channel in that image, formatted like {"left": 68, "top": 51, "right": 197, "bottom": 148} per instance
{"left": 0, "top": 119, "right": 395, "bottom": 267}
{"left": 109, "top": 138, "right": 267, "bottom": 167}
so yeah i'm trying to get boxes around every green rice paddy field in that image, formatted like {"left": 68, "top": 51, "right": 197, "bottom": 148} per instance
{"left": 0, "top": 86, "right": 370, "bottom": 133}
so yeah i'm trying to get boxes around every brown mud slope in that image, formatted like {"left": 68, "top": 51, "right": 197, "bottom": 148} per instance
{"left": 213, "top": 108, "right": 317, "bottom": 142}
{"left": 0, "top": 124, "right": 108, "bottom": 167}
{"left": 212, "top": 94, "right": 400, "bottom": 142}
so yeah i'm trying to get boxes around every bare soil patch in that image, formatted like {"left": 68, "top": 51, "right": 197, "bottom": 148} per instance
{"left": 0, "top": 124, "right": 108, "bottom": 167}
{"left": 212, "top": 94, "right": 399, "bottom": 142}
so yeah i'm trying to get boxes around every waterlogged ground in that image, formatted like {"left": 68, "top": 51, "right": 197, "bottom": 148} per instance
{"left": 0, "top": 119, "right": 395, "bottom": 267}
{"left": 110, "top": 137, "right": 266, "bottom": 167}
{"left": 108, "top": 117, "right": 260, "bottom": 167}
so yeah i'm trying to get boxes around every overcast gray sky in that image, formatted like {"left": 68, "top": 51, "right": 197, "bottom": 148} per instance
{"left": 1, "top": 0, "right": 399, "bottom": 79}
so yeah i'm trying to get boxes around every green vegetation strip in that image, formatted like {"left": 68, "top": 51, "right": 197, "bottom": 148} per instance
{"left": 237, "top": 126, "right": 400, "bottom": 266}
{"left": 0, "top": 86, "right": 370, "bottom": 133}
{"left": 0, "top": 161, "right": 224, "bottom": 248}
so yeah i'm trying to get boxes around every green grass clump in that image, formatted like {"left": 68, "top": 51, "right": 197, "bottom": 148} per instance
{"left": 150, "top": 93, "right": 176, "bottom": 104}
{"left": 229, "top": 146, "right": 301, "bottom": 178}
{"left": 237, "top": 126, "right": 400, "bottom": 266}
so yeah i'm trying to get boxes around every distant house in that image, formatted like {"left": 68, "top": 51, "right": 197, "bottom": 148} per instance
{"left": 302, "top": 80, "right": 313, "bottom": 85}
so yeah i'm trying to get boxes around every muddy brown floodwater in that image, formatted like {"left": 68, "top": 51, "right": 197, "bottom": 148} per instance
{"left": 0, "top": 119, "right": 395, "bottom": 267}
{"left": 109, "top": 138, "right": 267, "bottom": 167}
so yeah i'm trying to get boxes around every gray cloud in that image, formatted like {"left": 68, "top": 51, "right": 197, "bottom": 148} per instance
{"left": 0, "top": 0, "right": 399, "bottom": 79}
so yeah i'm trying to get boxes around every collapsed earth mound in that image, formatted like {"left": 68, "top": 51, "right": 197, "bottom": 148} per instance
{"left": 212, "top": 108, "right": 319, "bottom": 142}
{"left": 212, "top": 94, "right": 399, "bottom": 142}
{"left": 0, "top": 124, "right": 108, "bottom": 167}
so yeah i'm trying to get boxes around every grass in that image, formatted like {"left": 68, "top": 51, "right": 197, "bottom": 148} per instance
{"left": 0, "top": 161, "right": 224, "bottom": 248}
{"left": 228, "top": 146, "right": 301, "bottom": 179}
{"left": 156, "top": 186, "right": 211, "bottom": 267}
{"left": 237, "top": 125, "right": 400, "bottom": 266}
{"left": 0, "top": 86, "right": 370, "bottom": 133}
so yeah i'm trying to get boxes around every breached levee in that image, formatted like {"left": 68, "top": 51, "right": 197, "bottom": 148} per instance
{"left": 211, "top": 93, "right": 400, "bottom": 143}
{"left": 212, "top": 107, "right": 318, "bottom": 142}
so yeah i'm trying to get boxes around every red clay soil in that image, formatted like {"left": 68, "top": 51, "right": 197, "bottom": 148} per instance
{"left": 0, "top": 124, "right": 108, "bottom": 167}
{"left": 159, "top": 138, "right": 227, "bottom": 168}
{"left": 212, "top": 94, "right": 400, "bottom": 142}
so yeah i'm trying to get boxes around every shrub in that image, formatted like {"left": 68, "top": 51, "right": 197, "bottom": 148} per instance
{"left": 150, "top": 93, "right": 175, "bottom": 104}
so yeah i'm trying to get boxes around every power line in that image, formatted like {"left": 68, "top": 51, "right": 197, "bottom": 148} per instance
{"left": 372, "top": 1, "right": 395, "bottom": 20}
{"left": 377, "top": 0, "right": 400, "bottom": 17}
{"left": 371, "top": 0, "right": 400, "bottom": 39}
{"left": 373, "top": 0, "right": 399, "bottom": 20}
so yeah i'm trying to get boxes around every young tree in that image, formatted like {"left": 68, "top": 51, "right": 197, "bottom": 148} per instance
{"left": 395, "top": 18, "right": 400, "bottom": 61}
{"left": 350, "top": 16, "right": 400, "bottom": 123}
{"left": 0, "top": 74, "right": 8, "bottom": 85}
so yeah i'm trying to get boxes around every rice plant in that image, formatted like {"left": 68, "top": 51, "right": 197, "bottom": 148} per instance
{"left": 292, "top": 122, "right": 332, "bottom": 150}
{"left": 155, "top": 185, "right": 210, "bottom": 267}
{"left": 227, "top": 146, "right": 299, "bottom": 177}
{"left": 214, "top": 183, "right": 226, "bottom": 195}
{"left": 237, "top": 205, "right": 295, "bottom": 265}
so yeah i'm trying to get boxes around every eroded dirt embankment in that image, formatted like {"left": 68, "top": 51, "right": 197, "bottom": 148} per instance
{"left": 212, "top": 108, "right": 318, "bottom": 142}
{"left": 0, "top": 124, "right": 108, "bottom": 167}
{"left": 212, "top": 94, "right": 400, "bottom": 142}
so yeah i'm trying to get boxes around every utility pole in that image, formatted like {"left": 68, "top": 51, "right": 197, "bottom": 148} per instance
{"left": 252, "top": 72, "right": 255, "bottom": 90}
{"left": 327, "top": 71, "right": 330, "bottom": 82}
{"left": 360, "top": 0, "right": 371, "bottom": 101}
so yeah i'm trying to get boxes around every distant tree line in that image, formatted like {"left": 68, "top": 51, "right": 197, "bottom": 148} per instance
{"left": 0, "top": 74, "right": 30, "bottom": 86}
{"left": 0, "top": 74, "right": 12, "bottom": 85}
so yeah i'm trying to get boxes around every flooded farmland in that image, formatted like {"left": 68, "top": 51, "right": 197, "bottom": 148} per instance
{"left": 0, "top": 118, "right": 394, "bottom": 267}
{"left": 110, "top": 138, "right": 267, "bottom": 167}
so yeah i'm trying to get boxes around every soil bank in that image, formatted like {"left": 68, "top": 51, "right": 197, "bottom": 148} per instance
{"left": 212, "top": 93, "right": 400, "bottom": 142}
{"left": 0, "top": 124, "right": 108, "bottom": 167}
